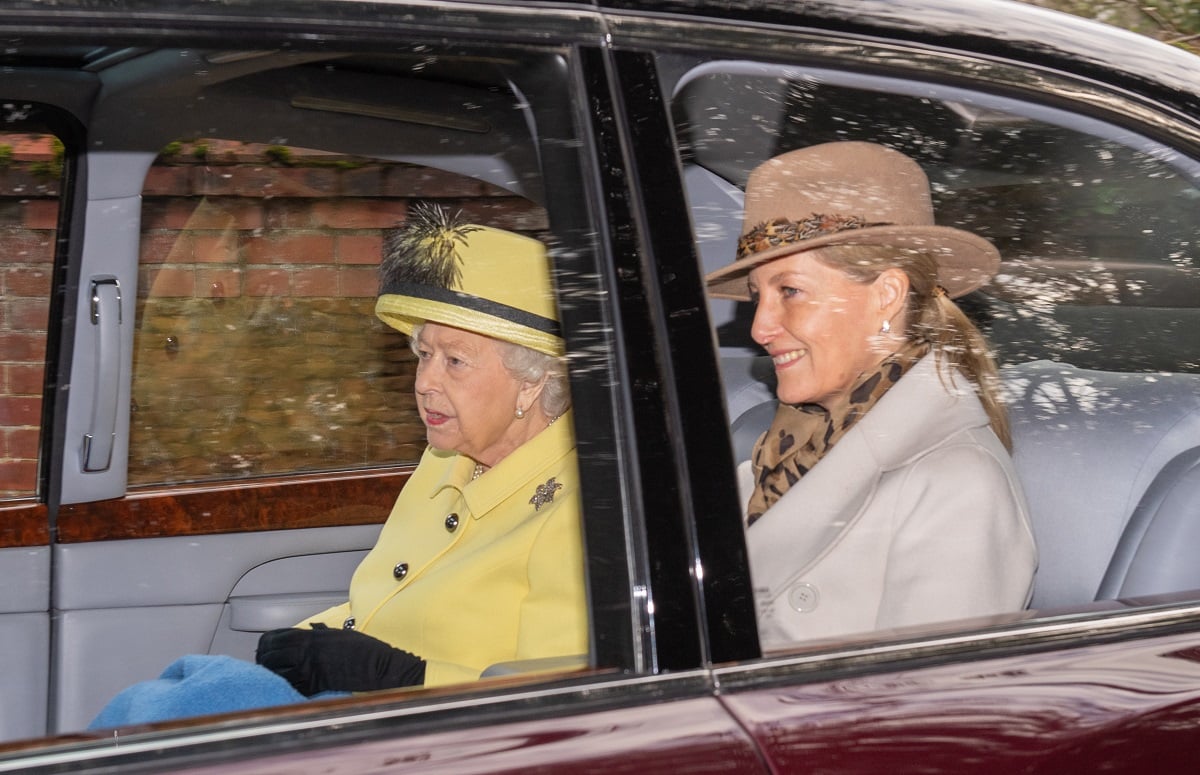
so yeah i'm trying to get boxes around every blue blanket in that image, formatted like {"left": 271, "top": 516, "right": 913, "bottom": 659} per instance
{"left": 88, "top": 654, "right": 346, "bottom": 729}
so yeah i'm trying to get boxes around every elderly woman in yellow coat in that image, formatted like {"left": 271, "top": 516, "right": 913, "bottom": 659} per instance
{"left": 254, "top": 204, "right": 586, "bottom": 694}
{"left": 88, "top": 207, "right": 586, "bottom": 726}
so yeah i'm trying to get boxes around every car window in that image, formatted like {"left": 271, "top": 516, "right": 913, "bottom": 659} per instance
{"left": 670, "top": 61, "right": 1200, "bottom": 372}
{"left": 26, "top": 37, "right": 630, "bottom": 745}
{"left": 661, "top": 53, "right": 1200, "bottom": 647}
{"left": 0, "top": 129, "right": 60, "bottom": 500}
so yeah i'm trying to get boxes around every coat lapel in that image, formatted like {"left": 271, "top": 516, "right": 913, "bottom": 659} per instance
{"left": 745, "top": 355, "right": 990, "bottom": 595}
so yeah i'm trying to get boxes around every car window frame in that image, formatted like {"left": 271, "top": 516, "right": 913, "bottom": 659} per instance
{"left": 0, "top": 102, "right": 83, "bottom": 546}
{"left": 0, "top": 2, "right": 725, "bottom": 764}
{"left": 608, "top": 8, "right": 1200, "bottom": 678}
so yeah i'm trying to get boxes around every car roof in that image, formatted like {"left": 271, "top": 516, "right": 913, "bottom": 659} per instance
{"left": 2, "top": 0, "right": 1198, "bottom": 105}
{"left": 597, "top": 0, "right": 1200, "bottom": 122}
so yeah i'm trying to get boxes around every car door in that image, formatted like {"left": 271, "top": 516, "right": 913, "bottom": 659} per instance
{"left": 0, "top": 0, "right": 769, "bottom": 767}
{"left": 614, "top": 1, "right": 1200, "bottom": 769}
{"left": 2, "top": 6, "right": 629, "bottom": 738}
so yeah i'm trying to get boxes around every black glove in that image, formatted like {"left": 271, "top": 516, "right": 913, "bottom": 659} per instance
{"left": 256, "top": 624, "right": 426, "bottom": 696}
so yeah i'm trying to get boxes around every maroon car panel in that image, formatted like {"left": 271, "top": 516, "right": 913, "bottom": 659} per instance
{"left": 721, "top": 628, "right": 1200, "bottom": 773}
{"left": 169, "top": 695, "right": 768, "bottom": 775}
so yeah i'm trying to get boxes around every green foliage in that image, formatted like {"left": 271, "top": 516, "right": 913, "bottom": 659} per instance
{"left": 29, "top": 137, "right": 65, "bottom": 180}
{"left": 0, "top": 144, "right": 12, "bottom": 168}
{"left": 1022, "top": 0, "right": 1199, "bottom": 54}
{"left": 263, "top": 145, "right": 293, "bottom": 165}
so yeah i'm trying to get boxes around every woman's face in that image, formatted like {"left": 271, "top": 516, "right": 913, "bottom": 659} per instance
{"left": 413, "top": 323, "right": 543, "bottom": 466}
{"left": 748, "top": 251, "right": 892, "bottom": 407}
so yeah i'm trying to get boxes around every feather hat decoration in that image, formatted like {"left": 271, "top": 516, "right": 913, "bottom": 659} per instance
{"left": 380, "top": 202, "right": 480, "bottom": 292}
{"left": 375, "top": 202, "right": 563, "bottom": 356}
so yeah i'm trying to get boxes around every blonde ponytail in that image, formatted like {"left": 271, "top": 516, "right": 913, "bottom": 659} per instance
{"left": 814, "top": 245, "right": 1011, "bottom": 450}
{"left": 913, "top": 290, "right": 1011, "bottom": 450}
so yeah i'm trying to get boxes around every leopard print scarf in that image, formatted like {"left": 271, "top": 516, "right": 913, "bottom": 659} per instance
{"left": 746, "top": 341, "right": 929, "bottom": 525}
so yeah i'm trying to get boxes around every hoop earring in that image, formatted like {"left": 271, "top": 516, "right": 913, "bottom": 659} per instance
{"left": 880, "top": 319, "right": 891, "bottom": 335}
{"left": 514, "top": 406, "right": 526, "bottom": 419}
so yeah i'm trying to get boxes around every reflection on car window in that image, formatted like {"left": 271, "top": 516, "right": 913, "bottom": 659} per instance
{"left": 671, "top": 62, "right": 1200, "bottom": 372}
{"left": 665, "top": 54, "right": 1200, "bottom": 647}
{"left": 0, "top": 131, "right": 60, "bottom": 500}
{"left": 130, "top": 140, "right": 549, "bottom": 485}
{"left": 42, "top": 40, "right": 608, "bottom": 743}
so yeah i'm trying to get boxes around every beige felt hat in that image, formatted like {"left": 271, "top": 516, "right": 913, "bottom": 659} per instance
{"left": 375, "top": 203, "right": 562, "bottom": 356}
{"left": 705, "top": 141, "right": 1000, "bottom": 301}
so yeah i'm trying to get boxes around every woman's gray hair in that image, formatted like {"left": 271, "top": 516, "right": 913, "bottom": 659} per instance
{"left": 410, "top": 323, "right": 572, "bottom": 418}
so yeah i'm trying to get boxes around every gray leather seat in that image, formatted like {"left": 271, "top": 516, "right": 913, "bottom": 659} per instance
{"left": 720, "top": 355, "right": 1200, "bottom": 611}
{"left": 1004, "top": 361, "right": 1200, "bottom": 608}
{"left": 1096, "top": 446, "right": 1200, "bottom": 601}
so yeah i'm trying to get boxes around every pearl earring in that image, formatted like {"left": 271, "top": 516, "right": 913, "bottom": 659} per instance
{"left": 880, "top": 319, "right": 891, "bottom": 335}
{"left": 515, "top": 406, "right": 526, "bottom": 419}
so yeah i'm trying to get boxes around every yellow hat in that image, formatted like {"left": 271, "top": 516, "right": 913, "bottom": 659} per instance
{"left": 375, "top": 203, "right": 563, "bottom": 356}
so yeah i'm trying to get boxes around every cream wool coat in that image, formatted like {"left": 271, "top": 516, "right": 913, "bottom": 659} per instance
{"left": 304, "top": 412, "right": 586, "bottom": 686}
{"left": 737, "top": 356, "right": 1037, "bottom": 650}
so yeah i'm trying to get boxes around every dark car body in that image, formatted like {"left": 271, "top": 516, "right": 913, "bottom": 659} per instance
{"left": 1, "top": 0, "right": 1199, "bottom": 771}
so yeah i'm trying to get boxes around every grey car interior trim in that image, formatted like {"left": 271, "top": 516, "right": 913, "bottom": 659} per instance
{"left": 0, "top": 550, "right": 51, "bottom": 742}
{"left": 1005, "top": 363, "right": 1200, "bottom": 609}
{"left": 684, "top": 164, "right": 750, "bottom": 357}
{"left": 80, "top": 276, "right": 121, "bottom": 472}
{"left": 228, "top": 592, "right": 351, "bottom": 632}
{"left": 54, "top": 524, "right": 382, "bottom": 609}
{"left": 58, "top": 190, "right": 141, "bottom": 504}
{"left": 0, "top": 615, "right": 50, "bottom": 742}
{"left": 53, "top": 525, "right": 379, "bottom": 733}
{"left": 54, "top": 604, "right": 228, "bottom": 733}
{"left": 0, "top": 546, "right": 50, "bottom": 612}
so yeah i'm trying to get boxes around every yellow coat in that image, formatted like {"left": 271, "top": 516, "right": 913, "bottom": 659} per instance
{"left": 303, "top": 412, "right": 587, "bottom": 686}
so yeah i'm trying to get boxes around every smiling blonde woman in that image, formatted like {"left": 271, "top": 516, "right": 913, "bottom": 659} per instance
{"left": 707, "top": 142, "right": 1037, "bottom": 647}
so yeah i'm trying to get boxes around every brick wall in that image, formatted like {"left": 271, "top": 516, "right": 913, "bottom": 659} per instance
{"left": 0, "top": 135, "right": 57, "bottom": 498}
{"left": 1, "top": 136, "right": 549, "bottom": 494}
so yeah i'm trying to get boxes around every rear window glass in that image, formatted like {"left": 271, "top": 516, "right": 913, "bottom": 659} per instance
{"left": 671, "top": 62, "right": 1200, "bottom": 372}
{"left": 130, "top": 140, "right": 549, "bottom": 486}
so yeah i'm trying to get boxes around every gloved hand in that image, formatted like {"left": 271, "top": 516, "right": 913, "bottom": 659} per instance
{"left": 256, "top": 624, "right": 426, "bottom": 696}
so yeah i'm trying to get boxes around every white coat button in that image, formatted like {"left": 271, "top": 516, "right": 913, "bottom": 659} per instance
{"left": 788, "top": 582, "right": 819, "bottom": 613}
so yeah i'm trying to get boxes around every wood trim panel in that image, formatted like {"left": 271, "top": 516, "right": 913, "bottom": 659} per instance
{"left": 0, "top": 501, "right": 50, "bottom": 548}
{"left": 55, "top": 466, "right": 414, "bottom": 543}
